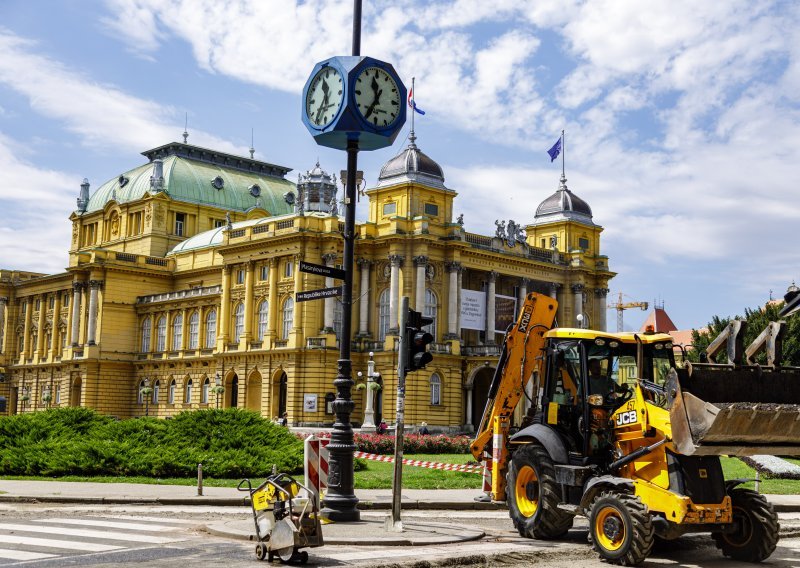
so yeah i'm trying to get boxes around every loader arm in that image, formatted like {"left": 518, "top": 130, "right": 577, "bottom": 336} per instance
{"left": 470, "top": 293, "right": 558, "bottom": 461}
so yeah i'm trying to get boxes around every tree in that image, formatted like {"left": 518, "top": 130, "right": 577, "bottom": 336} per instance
{"left": 689, "top": 302, "right": 800, "bottom": 365}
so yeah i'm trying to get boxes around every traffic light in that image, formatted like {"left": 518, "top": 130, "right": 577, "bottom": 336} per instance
{"left": 405, "top": 308, "right": 434, "bottom": 373}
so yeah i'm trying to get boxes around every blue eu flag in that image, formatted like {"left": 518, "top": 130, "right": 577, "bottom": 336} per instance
{"left": 547, "top": 137, "right": 562, "bottom": 162}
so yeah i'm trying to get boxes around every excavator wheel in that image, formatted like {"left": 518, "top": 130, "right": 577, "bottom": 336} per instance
{"left": 507, "top": 443, "right": 573, "bottom": 539}
{"left": 712, "top": 488, "right": 779, "bottom": 562}
{"left": 588, "top": 491, "right": 654, "bottom": 566}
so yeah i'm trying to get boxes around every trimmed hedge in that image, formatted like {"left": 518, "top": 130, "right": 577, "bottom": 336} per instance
{"left": 0, "top": 408, "right": 303, "bottom": 478}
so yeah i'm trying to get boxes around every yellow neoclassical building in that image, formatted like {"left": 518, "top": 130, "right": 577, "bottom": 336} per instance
{"left": 0, "top": 134, "right": 614, "bottom": 431}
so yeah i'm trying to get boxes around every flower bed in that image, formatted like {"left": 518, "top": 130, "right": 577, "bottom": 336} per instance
{"left": 313, "top": 431, "right": 472, "bottom": 455}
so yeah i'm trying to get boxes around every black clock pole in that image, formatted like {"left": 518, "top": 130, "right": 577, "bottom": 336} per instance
{"left": 322, "top": 0, "right": 362, "bottom": 523}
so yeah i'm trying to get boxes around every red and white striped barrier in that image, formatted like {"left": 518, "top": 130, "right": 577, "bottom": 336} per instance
{"left": 304, "top": 435, "right": 329, "bottom": 504}
{"left": 353, "top": 451, "right": 482, "bottom": 474}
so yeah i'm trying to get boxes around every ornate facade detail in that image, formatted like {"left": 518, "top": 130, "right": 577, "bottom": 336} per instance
{"left": 494, "top": 219, "right": 526, "bottom": 247}
{"left": 356, "top": 258, "right": 372, "bottom": 269}
{"left": 322, "top": 253, "right": 338, "bottom": 265}
{"left": 388, "top": 254, "right": 404, "bottom": 267}
{"left": 0, "top": 297, "right": 8, "bottom": 305}
{"left": 72, "top": 281, "right": 87, "bottom": 292}
{"left": 571, "top": 283, "right": 585, "bottom": 294}
{"left": 488, "top": 270, "right": 499, "bottom": 283}
{"left": 425, "top": 264, "right": 436, "bottom": 281}
{"left": 413, "top": 255, "right": 428, "bottom": 267}
{"left": 445, "top": 261, "right": 463, "bottom": 273}
{"left": 594, "top": 287, "right": 610, "bottom": 298}
{"left": 88, "top": 280, "right": 104, "bottom": 290}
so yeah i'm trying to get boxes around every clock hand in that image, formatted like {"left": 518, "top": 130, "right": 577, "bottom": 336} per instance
{"left": 364, "top": 88, "right": 382, "bottom": 119}
{"left": 315, "top": 85, "right": 330, "bottom": 122}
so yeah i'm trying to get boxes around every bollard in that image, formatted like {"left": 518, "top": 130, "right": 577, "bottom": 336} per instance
{"left": 197, "top": 463, "right": 203, "bottom": 496}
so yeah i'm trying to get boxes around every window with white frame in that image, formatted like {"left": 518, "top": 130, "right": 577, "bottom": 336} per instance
{"left": 152, "top": 380, "right": 160, "bottom": 404}
{"left": 188, "top": 311, "right": 199, "bottom": 349}
{"left": 284, "top": 261, "right": 294, "bottom": 278}
{"left": 282, "top": 298, "right": 294, "bottom": 339}
{"left": 257, "top": 300, "right": 269, "bottom": 339}
{"left": 171, "top": 313, "right": 183, "bottom": 350}
{"left": 260, "top": 265, "right": 269, "bottom": 281}
{"left": 333, "top": 299, "right": 343, "bottom": 340}
{"left": 141, "top": 317, "right": 151, "bottom": 352}
{"left": 205, "top": 310, "right": 217, "bottom": 348}
{"left": 233, "top": 303, "right": 244, "bottom": 342}
{"left": 430, "top": 373, "right": 442, "bottom": 405}
{"left": 55, "top": 383, "right": 61, "bottom": 404}
{"left": 168, "top": 379, "right": 176, "bottom": 404}
{"left": 175, "top": 212, "right": 186, "bottom": 236}
{"left": 202, "top": 377, "right": 210, "bottom": 403}
{"left": 424, "top": 289, "right": 437, "bottom": 339}
{"left": 155, "top": 316, "right": 166, "bottom": 352}
{"left": 378, "top": 289, "right": 390, "bottom": 340}
{"left": 185, "top": 378, "right": 193, "bottom": 403}
{"left": 236, "top": 269, "right": 244, "bottom": 285}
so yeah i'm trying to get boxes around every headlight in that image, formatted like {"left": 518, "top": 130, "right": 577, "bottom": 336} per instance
{"left": 587, "top": 394, "right": 604, "bottom": 406}
{"left": 609, "top": 341, "right": 619, "bottom": 348}
{"left": 595, "top": 338, "right": 606, "bottom": 346}
{"left": 655, "top": 343, "right": 664, "bottom": 350}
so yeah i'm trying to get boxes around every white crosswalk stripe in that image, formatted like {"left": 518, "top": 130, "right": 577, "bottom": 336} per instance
{"left": 0, "top": 515, "right": 193, "bottom": 564}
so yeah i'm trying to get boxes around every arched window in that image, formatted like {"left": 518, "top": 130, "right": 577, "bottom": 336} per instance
{"left": 430, "top": 373, "right": 442, "bottom": 406}
{"left": 188, "top": 311, "right": 199, "bottom": 349}
{"left": 233, "top": 303, "right": 244, "bottom": 342}
{"left": 205, "top": 310, "right": 217, "bottom": 349}
{"left": 31, "top": 329, "right": 38, "bottom": 353}
{"left": 55, "top": 382, "right": 61, "bottom": 404}
{"left": 282, "top": 298, "right": 294, "bottom": 340}
{"left": 152, "top": 380, "right": 160, "bottom": 404}
{"left": 18, "top": 333, "right": 24, "bottom": 355}
{"left": 378, "top": 289, "right": 390, "bottom": 340}
{"left": 257, "top": 300, "right": 269, "bottom": 340}
{"left": 172, "top": 313, "right": 183, "bottom": 350}
{"left": 424, "top": 289, "right": 438, "bottom": 339}
{"left": 155, "top": 316, "right": 166, "bottom": 352}
{"left": 185, "top": 378, "right": 193, "bottom": 404}
{"left": 60, "top": 326, "right": 68, "bottom": 349}
{"left": 137, "top": 380, "right": 145, "bottom": 404}
{"left": 202, "top": 377, "right": 210, "bottom": 404}
{"left": 168, "top": 379, "right": 176, "bottom": 404}
{"left": 141, "top": 317, "right": 151, "bottom": 352}
{"left": 334, "top": 299, "right": 344, "bottom": 340}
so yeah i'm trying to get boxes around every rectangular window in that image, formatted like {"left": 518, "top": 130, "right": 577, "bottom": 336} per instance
{"left": 284, "top": 261, "right": 293, "bottom": 278}
{"left": 35, "top": 299, "right": 40, "bottom": 310}
{"left": 128, "top": 212, "right": 143, "bottom": 236}
{"left": 260, "top": 265, "right": 269, "bottom": 281}
{"left": 63, "top": 293, "right": 69, "bottom": 307}
{"left": 578, "top": 237, "right": 590, "bottom": 250}
{"left": 236, "top": 269, "right": 245, "bottom": 285}
{"left": 213, "top": 218, "right": 225, "bottom": 228}
{"left": 424, "top": 203, "right": 439, "bottom": 216}
{"left": 175, "top": 212, "right": 186, "bottom": 236}
{"left": 541, "top": 239, "right": 546, "bottom": 248}
{"left": 382, "top": 202, "right": 396, "bottom": 216}
{"left": 49, "top": 296, "right": 55, "bottom": 309}
{"left": 21, "top": 301, "right": 26, "bottom": 314}
{"left": 55, "top": 384, "right": 61, "bottom": 404}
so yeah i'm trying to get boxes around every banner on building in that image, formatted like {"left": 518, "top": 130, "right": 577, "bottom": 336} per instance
{"left": 304, "top": 394, "right": 318, "bottom": 413}
{"left": 460, "top": 289, "right": 486, "bottom": 330}
{"left": 495, "top": 295, "right": 517, "bottom": 334}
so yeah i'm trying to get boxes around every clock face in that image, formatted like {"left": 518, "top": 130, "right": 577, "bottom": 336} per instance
{"left": 305, "top": 66, "right": 344, "bottom": 128}
{"left": 354, "top": 66, "right": 401, "bottom": 128}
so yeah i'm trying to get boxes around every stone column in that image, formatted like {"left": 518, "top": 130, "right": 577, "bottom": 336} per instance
{"left": 445, "top": 262, "right": 462, "bottom": 339}
{"left": 322, "top": 253, "right": 337, "bottom": 332}
{"left": 518, "top": 278, "right": 529, "bottom": 305}
{"left": 572, "top": 283, "right": 585, "bottom": 327}
{"left": 35, "top": 294, "right": 46, "bottom": 355}
{"left": 357, "top": 259, "right": 371, "bottom": 336}
{"left": 388, "top": 254, "right": 404, "bottom": 333}
{"left": 486, "top": 271, "right": 498, "bottom": 344}
{"left": 218, "top": 266, "right": 232, "bottom": 346}
{"left": 22, "top": 297, "right": 32, "bottom": 357}
{"left": 362, "top": 353, "right": 377, "bottom": 428}
{"left": 0, "top": 297, "right": 7, "bottom": 354}
{"left": 266, "top": 259, "right": 278, "bottom": 341}
{"left": 292, "top": 255, "right": 303, "bottom": 332}
{"left": 595, "top": 288, "right": 609, "bottom": 332}
{"left": 70, "top": 281, "right": 84, "bottom": 347}
{"left": 548, "top": 282, "right": 562, "bottom": 324}
{"left": 86, "top": 280, "right": 102, "bottom": 345}
{"left": 413, "top": 256, "right": 428, "bottom": 312}
{"left": 465, "top": 385, "right": 474, "bottom": 430}
{"left": 242, "top": 261, "right": 255, "bottom": 343}
{"left": 180, "top": 307, "right": 189, "bottom": 350}
{"left": 457, "top": 267, "right": 464, "bottom": 334}
{"left": 51, "top": 291, "right": 62, "bottom": 356}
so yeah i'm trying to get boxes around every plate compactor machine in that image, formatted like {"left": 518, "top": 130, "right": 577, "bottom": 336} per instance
{"left": 471, "top": 292, "right": 800, "bottom": 565}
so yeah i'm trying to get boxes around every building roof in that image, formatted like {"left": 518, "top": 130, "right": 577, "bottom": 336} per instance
{"left": 375, "top": 134, "right": 450, "bottom": 191}
{"left": 531, "top": 173, "right": 594, "bottom": 226}
{"left": 640, "top": 307, "right": 678, "bottom": 333}
{"left": 81, "top": 142, "right": 296, "bottom": 215}
{"left": 168, "top": 214, "right": 288, "bottom": 255}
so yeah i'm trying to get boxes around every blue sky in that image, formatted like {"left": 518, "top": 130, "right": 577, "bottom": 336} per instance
{"left": 1, "top": 0, "right": 799, "bottom": 333}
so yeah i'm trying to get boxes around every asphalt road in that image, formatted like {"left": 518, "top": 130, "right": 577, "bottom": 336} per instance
{"left": 0, "top": 504, "right": 797, "bottom": 567}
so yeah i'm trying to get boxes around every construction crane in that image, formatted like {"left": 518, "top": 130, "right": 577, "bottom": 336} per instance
{"left": 607, "top": 292, "right": 648, "bottom": 332}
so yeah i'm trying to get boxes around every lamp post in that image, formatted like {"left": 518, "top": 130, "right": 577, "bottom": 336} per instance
{"left": 362, "top": 351, "right": 377, "bottom": 428}
{"left": 42, "top": 385, "right": 52, "bottom": 409}
{"left": 214, "top": 373, "right": 224, "bottom": 409}
{"left": 577, "top": 313, "right": 591, "bottom": 330}
{"left": 140, "top": 377, "right": 152, "bottom": 417}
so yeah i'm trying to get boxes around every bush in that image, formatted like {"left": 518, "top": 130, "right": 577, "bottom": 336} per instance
{"left": 0, "top": 408, "right": 303, "bottom": 478}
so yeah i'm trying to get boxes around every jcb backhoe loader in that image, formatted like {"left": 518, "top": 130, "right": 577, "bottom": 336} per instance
{"left": 471, "top": 292, "right": 800, "bottom": 565}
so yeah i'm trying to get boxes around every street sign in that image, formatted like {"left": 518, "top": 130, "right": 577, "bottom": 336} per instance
{"left": 296, "top": 286, "right": 343, "bottom": 303}
{"left": 299, "top": 261, "right": 346, "bottom": 281}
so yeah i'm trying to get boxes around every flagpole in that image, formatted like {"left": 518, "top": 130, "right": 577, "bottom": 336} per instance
{"left": 410, "top": 76, "right": 416, "bottom": 142}
{"left": 561, "top": 129, "right": 565, "bottom": 178}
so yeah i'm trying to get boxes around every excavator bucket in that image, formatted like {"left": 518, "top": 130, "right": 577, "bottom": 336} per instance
{"left": 668, "top": 366, "right": 800, "bottom": 456}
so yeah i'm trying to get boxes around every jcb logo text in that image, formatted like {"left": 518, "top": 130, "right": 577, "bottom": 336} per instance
{"left": 616, "top": 410, "right": 637, "bottom": 426}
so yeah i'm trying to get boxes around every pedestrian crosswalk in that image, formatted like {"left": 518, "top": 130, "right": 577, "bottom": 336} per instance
{"left": 0, "top": 515, "right": 192, "bottom": 564}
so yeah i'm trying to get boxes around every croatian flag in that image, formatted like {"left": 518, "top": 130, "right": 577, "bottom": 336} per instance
{"left": 408, "top": 88, "right": 426, "bottom": 115}
{"left": 547, "top": 137, "right": 562, "bottom": 162}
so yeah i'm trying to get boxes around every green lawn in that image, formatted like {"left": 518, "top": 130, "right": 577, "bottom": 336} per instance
{"left": 2, "top": 455, "right": 798, "bottom": 494}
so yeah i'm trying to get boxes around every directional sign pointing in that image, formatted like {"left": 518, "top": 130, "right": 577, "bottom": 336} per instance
{"left": 296, "top": 286, "right": 343, "bottom": 303}
{"left": 299, "top": 261, "right": 346, "bottom": 281}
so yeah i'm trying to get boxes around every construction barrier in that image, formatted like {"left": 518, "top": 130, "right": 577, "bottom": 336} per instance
{"left": 353, "top": 451, "right": 482, "bottom": 474}
{"left": 304, "top": 435, "right": 329, "bottom": 504}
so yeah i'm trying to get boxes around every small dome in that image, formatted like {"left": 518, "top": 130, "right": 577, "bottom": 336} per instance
{"left": 297, "top": 161, "right": 338, "bottom": 214}
{"left": 533, "top": 174, "right": 593, "bottom": 225}
{"left": 376, "top": 134, "right": 447, "bottom": 190}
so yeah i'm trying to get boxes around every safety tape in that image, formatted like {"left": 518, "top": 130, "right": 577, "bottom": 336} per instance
{"left": 353, "top": 451, "right": 482, "bottom": 474}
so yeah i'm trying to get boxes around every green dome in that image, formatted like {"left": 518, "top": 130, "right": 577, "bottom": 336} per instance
{"left": 83, "top": 142, "right": 296, "bottom": 215}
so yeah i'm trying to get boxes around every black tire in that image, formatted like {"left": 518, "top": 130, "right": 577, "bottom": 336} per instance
{"left": 713, "top": 488, "right": 779, "bottom": 562}
{"left": 255, "top": 543, "right": 267, "bottom": 561}
{"left": 507, "top": 443, "right": 574, "bottom": 539}
{"left": 588, "top": 491, "right": 654, "bottom": 566}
